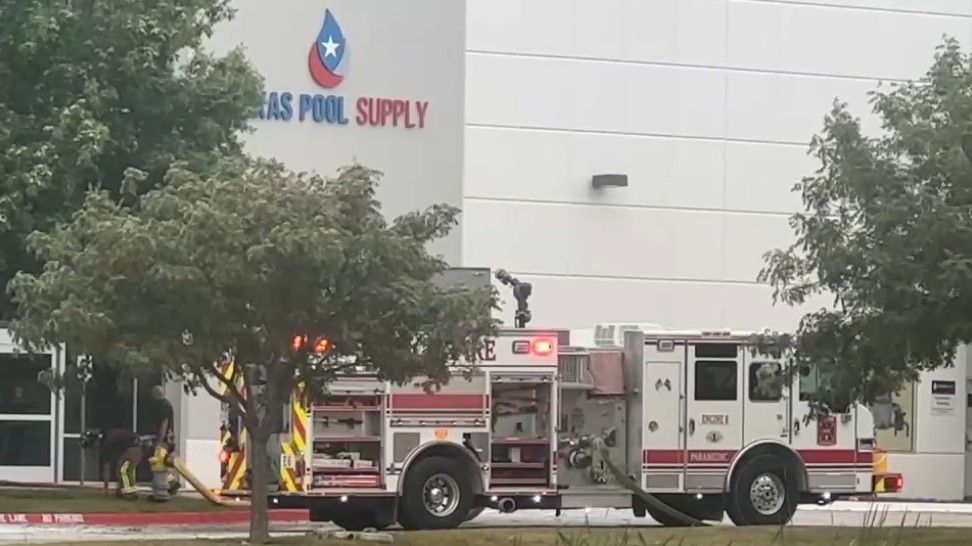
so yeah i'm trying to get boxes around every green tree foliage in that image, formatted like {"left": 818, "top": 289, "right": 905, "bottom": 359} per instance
{"left": 760, "top": 39, "right": 972, "bottom": 411}
{"left": 8, "top": 160, "right": 499, "bottom": 543}
{"left": 0, "top": 0, "right": 262, "bottom": 318}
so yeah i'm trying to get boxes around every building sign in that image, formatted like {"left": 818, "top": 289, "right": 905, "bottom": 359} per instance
{"left": 931, "top": 380, "right": 957, "bottom": 417}
{"left": 257, "top": 9, "right": 430, "bottom": 129}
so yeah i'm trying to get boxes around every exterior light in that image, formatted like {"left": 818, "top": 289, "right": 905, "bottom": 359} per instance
{"left": 592, "top": 174, "right": 628, "bottom": 189}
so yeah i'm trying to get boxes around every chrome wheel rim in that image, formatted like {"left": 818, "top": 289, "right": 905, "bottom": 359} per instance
{"left": 750, "top": 473, "right": 785, "bottom": 516}
{"left": 422, "top": 473, "right": 460, "bottom": 517}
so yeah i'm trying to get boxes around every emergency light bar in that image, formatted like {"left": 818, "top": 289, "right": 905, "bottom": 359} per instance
{"left": 511, "top": 338, "right": 555, "bottom": 356}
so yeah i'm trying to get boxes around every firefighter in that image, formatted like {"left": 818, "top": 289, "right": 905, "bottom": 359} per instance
{"left": 146, "top": 385, "right": 180, "bottom": 496}
{"left": 80, "top": 428, "right": 143, "bottom": 500}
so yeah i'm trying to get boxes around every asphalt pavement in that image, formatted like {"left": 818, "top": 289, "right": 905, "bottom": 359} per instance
{"left": 4, "top": 502, "right": 972, "bottom": 543}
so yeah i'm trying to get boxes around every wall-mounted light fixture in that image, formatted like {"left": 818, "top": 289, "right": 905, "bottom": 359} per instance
{"left": 592, "top": 174, "right": 628, "bottom": 189}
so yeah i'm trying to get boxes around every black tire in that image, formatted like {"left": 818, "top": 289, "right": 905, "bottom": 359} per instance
{"left": 726, "top": 454, "right": 798, "bottom": 526}
{"left": 398, "top": 456, "right": 473, "bottom": 530}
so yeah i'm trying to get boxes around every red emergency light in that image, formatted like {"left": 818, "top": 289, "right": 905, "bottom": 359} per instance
{"left": 313, "top": 337, "right": 331, "bottom": 355}
{"left": 219, "top": 448, "right": 231, "bottom": 465}
{"left": 292, "top": 334, "right": 331, "bottom": 354}
{"left": 885, "top": 474, "right": 904, "bottom": 492}
{"left": 512, "top": 338, "right": 556, "bottom": 356}
{"left": 532, "top": 338, "right": 554, "bottom": 356}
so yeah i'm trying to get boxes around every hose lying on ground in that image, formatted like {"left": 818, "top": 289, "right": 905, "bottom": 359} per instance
{"left": 595, "top": 439, "right": 710, "bottom": 527}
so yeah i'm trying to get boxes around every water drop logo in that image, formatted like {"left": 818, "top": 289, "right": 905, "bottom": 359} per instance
{"left": 308, "top": 10, "right": 347, "bottom": 89}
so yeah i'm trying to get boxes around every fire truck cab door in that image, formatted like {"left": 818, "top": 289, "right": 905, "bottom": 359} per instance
{"left": 683, "top": 342, "right": 743, "bottom": 490}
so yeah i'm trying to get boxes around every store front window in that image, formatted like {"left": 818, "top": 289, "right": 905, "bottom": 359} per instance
{"left": 0, "top": 354, "right": 53, "bottom": 415}
{"left": 870, "top": 382, "right": 915, "bottom": 452}
{"left": 0, "top": 336, "right": 60, "bottom": 483}
{"left": 0, "top": 421, "right": 50, "bottom": 466}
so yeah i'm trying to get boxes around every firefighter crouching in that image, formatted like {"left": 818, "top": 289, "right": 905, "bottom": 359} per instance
{"left": 80, "top": 385, "right": 181, "bottom": 501}
{"left": 80, "top": 428, "right": 144, "bottom": 500}
{"left": 147, "top": 385, "right": 180, "bottom": 501}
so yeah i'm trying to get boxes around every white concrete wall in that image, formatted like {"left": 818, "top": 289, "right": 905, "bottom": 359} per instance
{"left": 462, "top": 0, "right": 972, "bottom": 331}
{"left": 211, "top": 0, "right": 467, "bottom": 262}
{"left": 463, "top": 0, "right": 972, "bottom": 501}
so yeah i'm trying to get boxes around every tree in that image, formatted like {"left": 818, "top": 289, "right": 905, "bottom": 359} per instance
{"left": 8, "top": 160, "right": 499, "bottom": 543}
{"left": 759, "top": 38, "right": 972, "bottom": 411}
{"left": 0, "top": 0, "right": 262, "bottom": 319}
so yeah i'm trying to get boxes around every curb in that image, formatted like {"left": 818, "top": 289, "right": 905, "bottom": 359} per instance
{"left": 0, "top": 508, "right": 309, "bottom": 526}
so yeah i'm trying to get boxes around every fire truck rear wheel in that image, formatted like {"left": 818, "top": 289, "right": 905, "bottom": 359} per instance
{"left": 726, "top": 454, "right": 798, "bottom": 526}
{"left": 399, "top": 456, "right": 473, "bottom": 530}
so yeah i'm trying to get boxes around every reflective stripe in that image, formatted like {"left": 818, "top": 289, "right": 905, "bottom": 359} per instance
{"left": 120, "top": 461, "right": 137, "bottom": 493}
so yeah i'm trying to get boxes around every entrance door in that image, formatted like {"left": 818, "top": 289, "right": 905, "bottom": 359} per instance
{"left": 684, "top": 342, "right": 743, "bottom": 491}
{"left": 0, "top": 339, "right": 60, "bottom": 483}
{"left": 965, "top": 379, "right": 972, "bottom": 499}
{"left": 742, "top": 355, "right": 788, "bottom": 445}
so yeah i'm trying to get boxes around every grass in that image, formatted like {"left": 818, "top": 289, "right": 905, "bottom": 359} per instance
{"left": 0, "top": 487, "right": 240, "bottom": 513}
{"left": 50, "top": 527, "right": 972, "bottom": 546}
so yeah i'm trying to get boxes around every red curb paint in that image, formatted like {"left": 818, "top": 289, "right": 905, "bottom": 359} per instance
{"left": 0, "top": 508, "right": 308, "bottom": 526}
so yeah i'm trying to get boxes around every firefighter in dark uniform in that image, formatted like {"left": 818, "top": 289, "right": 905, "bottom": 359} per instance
{"left": 80, "top": 428, "right": 143, "bottom": 500}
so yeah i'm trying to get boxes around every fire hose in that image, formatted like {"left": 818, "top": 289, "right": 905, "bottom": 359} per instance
{"left": 591, "top": 438, "right": 709, "bottom": 527}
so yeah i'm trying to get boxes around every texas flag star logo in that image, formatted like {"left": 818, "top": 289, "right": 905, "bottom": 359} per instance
{"left": 308, "top": 9, "right": 347, "bottom": 89}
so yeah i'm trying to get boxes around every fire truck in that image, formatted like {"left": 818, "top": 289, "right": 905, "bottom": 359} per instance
{"left": 220, "top": 322, "right": 902, "bottom": 530}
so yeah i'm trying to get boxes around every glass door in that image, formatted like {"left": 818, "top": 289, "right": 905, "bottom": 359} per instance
{"left": 0, "top": 337, "right": 61, "bottom": 483}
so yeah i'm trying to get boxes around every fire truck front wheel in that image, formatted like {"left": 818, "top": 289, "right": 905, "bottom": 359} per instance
{"left": 726, "top": 454, "right": 798, "bottom": 526}
{"left": 399, "top": 456, "right": 473, "bottom": 530}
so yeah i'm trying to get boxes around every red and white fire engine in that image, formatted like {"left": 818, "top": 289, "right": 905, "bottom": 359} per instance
{"left": 234, "top": 322, "right": 901, "bottom": 530}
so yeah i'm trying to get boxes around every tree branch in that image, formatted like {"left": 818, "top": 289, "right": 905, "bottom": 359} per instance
{"left": 200, "top": 360, "right": 250, "bottom": 417}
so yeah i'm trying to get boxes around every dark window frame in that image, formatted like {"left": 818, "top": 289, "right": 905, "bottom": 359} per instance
{"left": 694, "top": 360, "right": 738, "bottom": 401}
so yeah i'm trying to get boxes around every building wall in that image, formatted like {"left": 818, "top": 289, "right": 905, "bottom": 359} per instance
{"left": 209, "top": 0, "right": 466, "bottom": 261}
{"left": 462, "top": 0, "right": 972, "bottom": 330}
{"left": 174, "top": 0, "right": 972, "bottom": 497}
{"left": 883, "top": 348, "right": 969, "bottom": 500}
{"left": 462, "top": 0, "right": 972, "bottom": 501}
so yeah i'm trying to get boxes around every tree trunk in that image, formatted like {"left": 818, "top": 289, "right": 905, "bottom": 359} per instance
{"left": 248, "top": 427, "right": 272, "bottom": 544}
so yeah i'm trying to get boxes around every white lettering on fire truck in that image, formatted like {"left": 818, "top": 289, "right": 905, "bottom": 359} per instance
{"left": 701, "top": 414, "right": 729, "bottom": 426}
{"left": 688, "top": 451, "right": 733, "bottom": 463}
{"left": 477, "top": 339, "right": 496, "bottom": 361}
